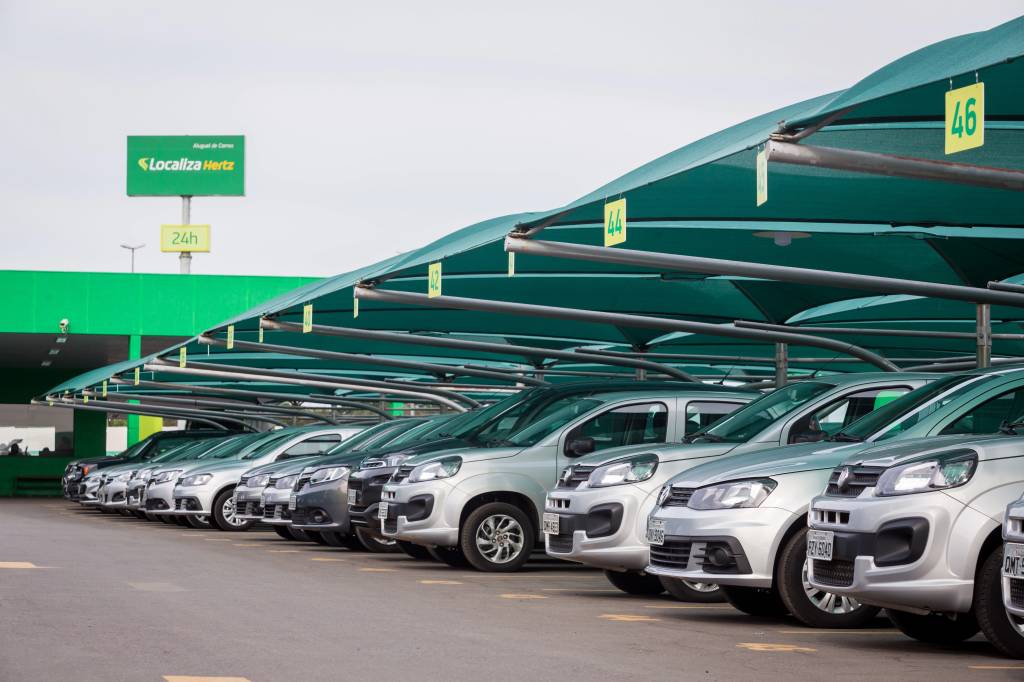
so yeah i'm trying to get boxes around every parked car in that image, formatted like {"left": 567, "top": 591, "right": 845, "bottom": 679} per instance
{"left": 96, "top": 440, "right": 204, "bottom": 513}
{"left": 169, "top": 426, "right": 360, "bottom": 531}
{"left": 807, "top": 433, "right": 1024, "bottom": 652}
{"left": 647, "top": 368, "right": 1024, "bottom": 623}
{"left": 380, "top": 385, "right": 758, "bottom": 572}
{"left": 122, "top": 437, "right": 241, "bottom": 518}
{"left": 1000, "top": 494, "right": 1024, "bottom": 657}
{"left": 549, "top": 372, "right": 932, "bottom": 599}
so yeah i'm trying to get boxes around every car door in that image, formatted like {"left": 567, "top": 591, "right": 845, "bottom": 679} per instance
{"left": 682, "top": 400, "right": 750, "bottom": 438}
{"left": 932, "top": 383, "right": 1024, "bottom": 436}
{"left": 779, "top": 384, "right": 916, "bottom": 445}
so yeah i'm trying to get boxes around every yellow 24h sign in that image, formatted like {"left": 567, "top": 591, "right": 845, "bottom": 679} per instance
{"left": 160, "top": 224, "right": 211, "bottom": 252}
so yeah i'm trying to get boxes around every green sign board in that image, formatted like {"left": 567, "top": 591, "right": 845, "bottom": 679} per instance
{"left": 127, "top": 135, "right": 245, "bottom": 196}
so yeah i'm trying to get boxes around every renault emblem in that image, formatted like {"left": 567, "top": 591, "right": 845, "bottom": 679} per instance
{"left": 835, "top": 466, "right": 852, "bottom": 491}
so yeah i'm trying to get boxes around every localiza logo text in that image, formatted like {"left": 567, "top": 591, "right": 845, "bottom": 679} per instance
{"left": 137, "top": 157, "right": 236, "bottom": 172}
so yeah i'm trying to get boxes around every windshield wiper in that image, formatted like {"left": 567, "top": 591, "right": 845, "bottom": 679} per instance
{"left": 829, "top": 432, "right": 863, "bottom": 442}
{"left": 684, "top": 433, "right": 724, "bottom": 443}
{"left": 1000, "top": 420, "right": 1024, "bottom": 435}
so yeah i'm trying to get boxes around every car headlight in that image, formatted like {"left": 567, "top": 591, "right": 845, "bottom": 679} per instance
{"left": 248, "top": 474, "right": 271, "bottom": 488}
{"left": 875, "top": 450, "right": 977, "bottom": 497}
{"left": 588, "top": 454, "right": 659, "bottom": 488}
{"left": 275, "top": 475, "right": 298, "bottom": 489}
{"left": 407, "top": 457, "right": 462, "bottom": 483}
{"left": 688, "top": 479, "right": 777, "bottom": 510}
{"left": 115, "top": 471, "right": 133, "bottom": 482}
{"left": 153, "top": 469, "right": 182, "bottom": 484}
{"left": 361, "top": 453, "right": 413, "bottom": 469}
{"left": 309, "top": 466, "right": 350, "bottom": 485}
{"left": 138, "top": 468, "right": 155, "bottom": 482}
{"left": 180, "top": 473, "right": 213, "bottom": 487}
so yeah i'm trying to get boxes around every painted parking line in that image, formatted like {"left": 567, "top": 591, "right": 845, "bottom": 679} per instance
{"left": 776, "top": 629, "right": 897, "bottom": 635}
{"left": 232, "top": 543, "right": 263, "bottom": 547}
{"left": 0, "top": 562, "right": 38, "bottom": 569}
{"left": 204, "top": 538, "right": 234, "bottom": 542}
{"left": 360, "top": 567, "right": 396, "bottom": 572}
{"left": 420, "top": 579, "right": 463, "bottom": 585}
{"left": 599, "top": 614, "right": 660, "bottom": 622}
{"left": 267, "top": 550, "right": 301, "bottom": 554}
{"left": 968, "top": 665, "right": 1024, "bottom": 670}
{"left": 163, "top": 677, "right": 252, "bottom": 682}
{"left": 500, "top": 593, "right": 548, "bottom": 600}
{"left": 643, "top": 603, "right": 734, "bottom": 610}
{"left": 541, "top": 588, "right": 620, "bottom": 594}
{"left": 310, "top": 557, "right": 347, "bottom": 562}
{"left": 736, "top": 643, "right": 816, "bottom": 653}
{"left": 128, "top": 582, "right": 186, "bottom": 592}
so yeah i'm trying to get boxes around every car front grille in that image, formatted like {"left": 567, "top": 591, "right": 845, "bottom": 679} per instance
{"left": 264, "top": 504, "right": 280, "bottom": 519}
{"left": 174, "top": 498, "right": 185, "bottom": 511}
{"left": 825, "top": 466, "right": 886, "bottom": 497}
{"left": 812, "top": 559, "right": 855, "bottom": 587}
{"left": 547, "top": 533, "right": 574, "bottom": 553}
{"left": 237, "top": 501, "right": 262, "bottom": 518}
{"left": 663, "top": 487, "right": 695, "bottom": 508}
{"left": 391, "top": 466, "right": 415, "bottom": 483}
{"left": 1011, "top": 578, "right": 1024, "bottom": 609}
{"left": 649, "top": 539, "right": 693, "bottom": 570}
{"left": 294, "top": 475, "right": 311, "bottom": 493}
{"left": 555, "top": 465, "right": 595, "bottom": 489}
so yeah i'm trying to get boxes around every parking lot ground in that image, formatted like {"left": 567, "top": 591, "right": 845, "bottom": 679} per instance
{"left": 2, "top": 499, "right": 1023, "bottom": 682}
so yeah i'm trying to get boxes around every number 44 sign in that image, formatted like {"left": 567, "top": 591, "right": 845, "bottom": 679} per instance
{"left": 604, "top": 198, "right": 626, "bottom": 247}
{"left": 945, "top": 82, "right": 984, "bottom": 154}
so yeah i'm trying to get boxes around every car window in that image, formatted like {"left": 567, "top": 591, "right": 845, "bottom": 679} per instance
{"left": 939, "top": 385, "right": 1024, "bottom": 435}
{"left": 787, "top": 386, "right": 912, "bottom": 444}
{"left": 279, "top": 433, "right": 343, "bottom": 458}
{"left": 502, "top": 398, "right": 605, "bottom": 447}
{"left": 689, "top": 382, "right": 833, "bottom": 444}
{"left": 149, "top": 435, "right": 201, "bottom": 457}
{"left": 565, "top": 402, "right": 669, "bottom": 452}
{"left": 684, "top": 401, "right": 747, "bottom": 436}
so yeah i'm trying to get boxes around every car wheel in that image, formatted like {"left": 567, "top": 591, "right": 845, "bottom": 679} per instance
{"left": 975, "top": 545, "right": 1024, "bottom": 657}
{"left": 355, "top": 527, "right": 402, "bottom": 553}
{"left": 776, "top": 528, "right": 880, "bottom": 628}
{"left": 305, "top": 530, "right": 329, "bottom": 545}
{"left": 320, "top": 531, "right": 349, "bottom": 548}
{"left": 132, "top": 510, "right": 148, "bottom": 520}
{"left": 720, "top": 585, "right": 790, "bottom": 618}
{"left": 428, "top": 545, "right": 471, "bottom": 568}
{"left": 460, "top": 502, "right": 534, "bottom": 572}
{"left": 186, "top": 514, "right": 212, "bottom": 530}
{"left": 159, "top": 515, "right": 176, "bottom": 525}
{"left": 660, "top": 577, "right": 725, "bottom": 603}
{"left": 398, "top": 541, "right": 434, "bottom": 561}
{"left": 603, "top": 570, "right": 665, "bottom": 595}
{"left": 887, "top": 608, "right": 980, "bottom": 643}
{"left": 288, "top": 528, "right": 313, "bottom": 542}
{"left": 211, "top": 489, "right": 255, "bottom": 532}
{"left": 273, "top": 526, "right": 295, "bottom": 541}
{"left": 174, "top": 515, "right": 190, "bottom": 527}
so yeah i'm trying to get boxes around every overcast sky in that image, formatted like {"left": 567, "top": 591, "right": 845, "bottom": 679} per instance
{"left": 2, "top": 1, "right": 1021, "bottom": 278}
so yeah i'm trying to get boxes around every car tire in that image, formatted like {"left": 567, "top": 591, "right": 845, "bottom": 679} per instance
{"left": 288, "top": 527, "right": 313, "bottom": 542}
{"left": 975, "top": 545, "right": 1024, "bottom": 657}
{"left": 305, "top": 530, "right": 329, "bottom": 545}
{"left": 321, "top": 531, "right": 349, "bottom": 548}
{"left": 398, "top": 541, "right": 434, "bottom": 561}
{"left": 273, "top": 526, "right": 295, "bottom": 541}
{"left": 132, "top": 510, "right": 148, "bottom": 520}
{"left": 776, "top": 528, "right": 880, "bottom": 628}
{"left": 355, "top": 527, "right": 402, "bottom": 553}
{"left": 603, "top": 570, "right": 665, "bottom": 595}
{"left": 660, "top": 577, "right": 726, "bottom": 603}
{"left": 460, "top": 502, "right": 535, "bottom": 572}
{"left": 173, "top": 515, "right": 190, "bottom": 527}
{"left": 720, "top": 585, "right": 790, "bottom": 618}
{"left": 159, "top": 515, "right": 176, "bottom": 525}
{"left": 887, "top": 608, "right": 980, "bottom": 644}
{"left": 186, "top": 514, "right": 212, "bottom": 530}
{"left": 429, "top": 545, "right": 471, "bottom": 568}
{"left": 211, "top": 489, "right": 255, "bottom": 532}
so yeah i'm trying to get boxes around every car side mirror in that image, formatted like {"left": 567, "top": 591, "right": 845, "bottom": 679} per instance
{"left": 565, "top": 437, "right": 596, "bottom": 457}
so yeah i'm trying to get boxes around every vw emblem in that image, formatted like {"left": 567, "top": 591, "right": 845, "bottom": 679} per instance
{"left": 835, "top": 466, "right": 852, "bottom": 491}
{"left": 657, "top": 485, "right": 672, "bottom": 506}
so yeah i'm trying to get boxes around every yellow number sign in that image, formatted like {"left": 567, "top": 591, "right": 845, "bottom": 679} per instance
{"left": 179, "top": 347, "right": 187, "bottom": 368}
{"left": 101, "top": 380, "right": 108, "bottom": 397}
{"left": 604, "top": 198, "right": 626, "bottom": 247}
{"left": 160, "top": 224, "right": 211, "bottom": 252}
{"left": 428, "top": 262, "right": 442, "bottom": 298}
{"left": 756, "top": 148, "right": 768, "bottom": 206}
{"left": 134, "top": 367, "right": 140, "bottom": 386}
{"left": 226, "top": 325, "right": 235, "bottom": 349}
{"left": 353, "top": 297, "right": 359, "bottom": 319}
{"left": 302, "top": 304, "right": 313, "bottom": 333}
{"left": 945, "top": 82, "right": 984, "bottom": 154}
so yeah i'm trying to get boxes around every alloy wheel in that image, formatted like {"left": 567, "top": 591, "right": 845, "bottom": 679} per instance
{"left": 475, "top": 514, "right": 525, "bottom": 565}
{"left": 221, "top": 497, "right": 247, "bottom": 527}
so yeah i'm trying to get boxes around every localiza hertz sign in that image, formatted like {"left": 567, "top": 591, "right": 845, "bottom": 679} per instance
{"left": 127, "top": 135, "right": 245, "bottom": 196}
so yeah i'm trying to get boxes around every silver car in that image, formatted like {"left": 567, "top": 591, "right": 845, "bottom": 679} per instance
{"left": 1000, "top": 494, "right": 1024, "bottom": 658}
{"left": 807, "top": 434, "right": 1024, "bottom": 652}
{"left": 381, "top": 388, "right": 740, "bottom": 572}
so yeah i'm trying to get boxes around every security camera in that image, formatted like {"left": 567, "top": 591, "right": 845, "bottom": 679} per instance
{"left": 59, "top": 319, "right": 69, "bottom": 335}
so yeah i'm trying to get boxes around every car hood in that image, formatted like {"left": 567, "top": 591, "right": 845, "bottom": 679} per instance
{"left": 665, "top": 441, "right": 870, "bottom": 488}
{"left": 400, "top": 446, "right": 520, "bottom": 468}
{"left": 571, "top": 442, "right": 741, "bottom": 469}
{"left": 844, "top": 434, "right": 1012, "bottom": 468}
{"left": 185, "top": 458, "right": 263, "bottom": 477}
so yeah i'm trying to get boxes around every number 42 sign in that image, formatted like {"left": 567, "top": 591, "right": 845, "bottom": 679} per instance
{"left": 945, "top": 82, "right": 984, "bottom": 154}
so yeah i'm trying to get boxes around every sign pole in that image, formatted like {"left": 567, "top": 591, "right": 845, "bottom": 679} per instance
{"left": 180, "top": 195, "right": 192, "bottom": 274}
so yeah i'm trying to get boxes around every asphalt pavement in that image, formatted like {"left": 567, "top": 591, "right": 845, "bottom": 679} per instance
{"left": 1, "top": 499, "right": 1022, "bottom": 682}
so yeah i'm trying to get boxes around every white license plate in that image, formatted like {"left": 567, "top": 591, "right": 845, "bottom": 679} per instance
{"left": 347, "top": 489, "right": 357, "bottom": 506}
{"left": 260, "top": 492, "right": 267, "bottom": 507}
{"left": 288, "top": 493, "right": 297, "bottom": 511}
{"left": 1003, "top": 542, "right": 1024, "bottom": 578}
{"left": 542, "top": 512, "right": 560, "bottom": 535}
{"left": 646, "top": 519, "right": 665, "bottom": 546}
{"left": 807, "top": 529, "right": 835, "bottom": 561}
{"left": 378, "top": 501, "right": 389, "bottom": 520}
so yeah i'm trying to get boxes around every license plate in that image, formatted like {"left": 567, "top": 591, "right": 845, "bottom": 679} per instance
{"left": 1003, "top": 542, "right": 1024, "bottom": 578}
{"left": 260, "top": 492, "right": 267, "bottom": 507}
{"left": 807, "top": 529, "right": 835, "bottom": 561}
{"left": 288, "top": 493, "right": 297, "bottom": 511}
{"left": 347, "top": 489, "right": 357, "bottom": 506}
{"left": 378, "top": 501, "right": 389, "bottom": 520}
{"left": 542, "top": 512, "right": 560, "bottom": 535}
{"left": 646, "top": 518, "right": 665, "bottom": 546}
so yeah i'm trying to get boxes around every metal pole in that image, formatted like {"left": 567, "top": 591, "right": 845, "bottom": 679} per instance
{"left": 96, "top": 391, "right": 336, "bottom": 424}
{"left": 733, "top": 320, "right": 1024, "bottom": 341}
{"left": 503, "top": 237, "right": 1024, "bottom": 309}
{"left": 766, "top": 140, "right": 1024, "bottom": 193}
{"left": 352, "top": 287, "right": 900, "bottom": 372}
{"left": 257, "top": 319, "right": 700, "bottom": 382}
{"left": 42, "top": 399, "right": 234, "bottom": 431}
{"left": 774, "top": 343, "right": 788, "bottom": 388}
{"left": 52, "top": 396, "right": 258, "bottom": 430}
{"left": 180, "top": 196, "right": 192, "bottom": 274}
{"left": 977, "top": 304, "right": 992, "bottom": 369}
{"left": 582, "top": 348, "right": 973, "bottom": 365}
{"left": 989, "top": 281, "right": 1024, "bottom": 295}
{"left": 903, "top": 356, "right": 1023, "bottom": 372}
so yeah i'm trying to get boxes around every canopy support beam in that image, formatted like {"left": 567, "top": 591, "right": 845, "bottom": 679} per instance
{"left": 766, "top": 140, "right": 1024, "bottom": 192}
{"left": 978, "top": 304, "right": 992, "bottom": 369}
{"left": 352, "top": 287, "right": 900, "bottom": 371}
{"left": 731, "top": 321, "right": 1024, "bottom": 341}
{"left": 93, "top": 391, "right": 336, "bottom": 424}
{"left": 775, "top": 343, "right": 788, "bottom": 388}
{"left": 46, "top": 396, "right": 256, "bottom": 430}
{"left": 258, "top": 318, "right": 699, "bottom": 382}
{"left": 503, "top": 236, "right": 1024, "bottom": 309}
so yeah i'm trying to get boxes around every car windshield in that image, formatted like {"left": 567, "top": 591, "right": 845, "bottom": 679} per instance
{"left": 325, "top": 421, "right": 413, "bottom": 454}
{"left": 447, "top": 392, "right": 534, "bottom": 440}
{"left": 385, "top": 415, "right": 458, "bottom": 447}
{"left": 201, "top": 431, "right": 283, "bottom": 460}
{"left": 871, "top": 373, "right": 1005, "bottom": 442}
{"left": 833, "top": 374, "right": 983, "bottom": 442}
{"left": 241, "top": 429, "right": 305, "bottom": 460}
{"left": 496, "top": 397, "right": 605, "bottom": 447}
{"left": 687, "top": 382, "right": 833, "bottom": 444}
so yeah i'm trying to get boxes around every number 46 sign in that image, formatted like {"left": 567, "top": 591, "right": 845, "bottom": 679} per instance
{"left": 945, "top": 82, "right": 984, "bottom": 154}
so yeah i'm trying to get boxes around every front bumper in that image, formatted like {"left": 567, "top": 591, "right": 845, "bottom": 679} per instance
{"left": 379, "top": 480, "right": 459, "bottom": 548}
{"left": 259, "top": 487, "right": 294, "bottom": 525}
{"left": 79, "top": 479, "right": 101, "bottom": 505}
{"left": 1002, "top": 507, "right": 1024, "bottom": 618}
{"left": 126, "top": 482, "right": 146, "bottom": 510}
{"left": 98, "top": 480, "right": 129, "bottom": 509}
{"left": 171, "top": 484, "right": 218, "bottom": 515}
{"left": 233, "top": 485, "right": 265, "bottom": 521}
{"left": 291, "top": 478, "right": 351, "bottom": 532}
{"left": 644, "top": 506, "right": 796, "bottom": 588}
{"left": 346, "top": 469, "right": 396, "bottom": 530}
{"left": 543, "top": 486, "right": 649, "bottom": 572}
{"left": 807, "top": 491, "right": 989, "bottom": 614}
{"left": 143, "top": 480, "right": 177, "bottom": 514}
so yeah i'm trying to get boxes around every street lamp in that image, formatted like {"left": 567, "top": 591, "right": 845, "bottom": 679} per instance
{"left": 120, "top": 243, "right": 145, "bottom": 273}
